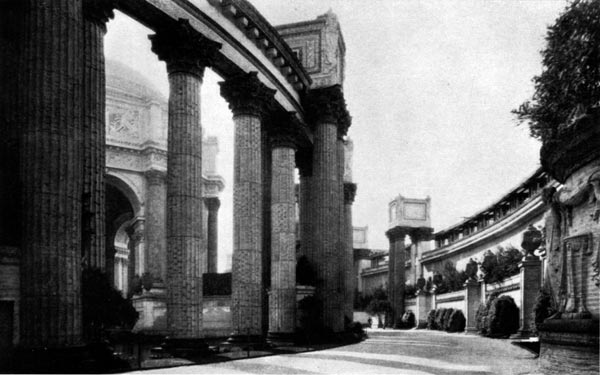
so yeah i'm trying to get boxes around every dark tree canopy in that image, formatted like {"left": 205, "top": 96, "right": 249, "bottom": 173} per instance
{"left": 514, "top": 0, "right": 600, "bottom": 141}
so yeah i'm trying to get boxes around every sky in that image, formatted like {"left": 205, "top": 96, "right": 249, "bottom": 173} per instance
{"left": 105, "top": 0, "right": 568, "bottom": 271}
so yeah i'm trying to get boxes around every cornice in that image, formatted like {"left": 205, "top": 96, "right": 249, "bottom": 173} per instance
{"left": 210, "top": 0, "right": 312, "bottom": 91}
{"left": 421, "top": 195, "right": 547, "bottom": 264}
{"left": 149, "top": 18, "right": 222, "bottom": 79}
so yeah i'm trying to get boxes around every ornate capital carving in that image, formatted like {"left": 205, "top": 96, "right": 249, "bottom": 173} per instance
{"left": 219, "top": 72, "right": 276, "bottom": 118}
{"left": 149, "top": 18, "right": 221, "bottom": 79}
{"left": 204, "top": 197, "right": 221, "bottom": 212}
{"left": 269, "top": 111, "right": 304, "bottom": 150}
{"left": 343, "top": 183, "right": 357, "bottom": 204}
{"left": 127, "top": 219, "right": 145, "bottom": 243}
{"left": 304, "top": 84, "right": 351, "bottom": 135}
{"left": 144, "top": 169, "right": 166, "bottom": 185}
{"left": 83, "top": 0, "right": 115, "bottom": 28}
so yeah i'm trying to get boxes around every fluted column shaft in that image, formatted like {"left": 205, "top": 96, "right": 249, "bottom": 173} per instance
{"left": 343, "top": 183, "right": 357, "bottom": 320}
{"left": 82, "top": 1, "right": 113, "bottom": 271}
{"left": 151, "top": 21, "right": 220, "bottom": 338}
{"left": 220, "top": 72, "right": 275, "bottom": 338}
{"left": 336, "top": 138, "right": 348, "bottom": 322}
{"left": 17, "top": 0, "right": 84, "bottom": 348}
{"left": 165, "top": 71, "right": 203, "bottom": 337}
{"left": 313, "top": 121, "right": 342, "bottom": 332}
{"left": 297, "top": 152, "right": 313, "bottom": 262}
{"left": 386, "top": 227, "right": 408, "bottom": 327}
{"left": 269, "top": 141, "right": 297, "bottom": 337}
{"left": 205, "top": 197, "right": 220, "bottom": 274}
{"left": 145, "top": 170, "right": 167, "bottom": 283}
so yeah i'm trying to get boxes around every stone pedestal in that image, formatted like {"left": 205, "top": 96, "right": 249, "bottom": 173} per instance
{"left": 414, "top": 291, "right": 432, "bottom": 329}
{"left": 205, "top": 197, "right": 220, "bottom": 274}
{"left": 267, "top": 134, "right": 297, "bottom": 344}
{"left": 512, "top": 256, "right": 542, "bottom": 338}
{"left": 17, "top": 0, "right": 85, "bottom": 349}
{"left": 150, "top": 20, "right": 220, "bottom": 339}
{"left": 220, "top": 72, "right": 275, "bottom": 342}
{"left": 464, "top": 279, "right": 482, "bottom": 333}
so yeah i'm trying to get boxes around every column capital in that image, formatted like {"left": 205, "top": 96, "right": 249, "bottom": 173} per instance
{"left": 269, "top": 111, "right": 305, "bottom": 150}
{"left": 149, "top": 18, "right": 221, "bottom": 79}
{"left": 204, "top": 196, "right": 221, "bottom": 211}
{"left": 83, "top": 0, "right": 115, "bottom": 28}
{"left": 343, "top": 182, "right": 357, "bottom": 204}
{"left": 385, "top": 226, "right": 410, "bottom": 242}
{"left": 408, "top": 227, "right": 434, "bottom": 243}
{"left": 144, "top": 169, "right": 166, "bottom": 185}
{"left": 219, "top": 72, "right": 276, "bottom": 118}
{"left": 304, "top": 84, "right": 351, "bottom": 136}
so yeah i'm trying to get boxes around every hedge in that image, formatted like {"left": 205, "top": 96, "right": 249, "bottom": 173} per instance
{"left": 487, "top": 295, "right": 520, "bottom": 338}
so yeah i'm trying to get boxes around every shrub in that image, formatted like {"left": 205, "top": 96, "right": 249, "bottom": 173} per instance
{"left": 487, "top": 295, "right": 520, "bottom": 338}
{"left": 476, "top": 291, "right": 500, "bottom": 336}
{"left": 434, "top": 308, "right": 447, "bottom": 330}
{"left": 404, "top": 283, "right": 418, "bottom": 298}
{"left": 442, "top": 308, "right": 454, "bottom": 331}
{"left": 398, "top": 310, "right": 415, "bottom": 329}
{"left": 532, "top": 289, "right": 557, "bottom": 335}
{"left": 82, "top": 268, "right": 139, "bottom": 341}
{"left": 427, "top": 309, "right": 437, "bottom": 330}
{"left": 447, "top": 310, "right": 466, "bottom": 332}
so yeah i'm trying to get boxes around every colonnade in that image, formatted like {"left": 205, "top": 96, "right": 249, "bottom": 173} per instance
{"left": 3, "top": 1, "right": 353, "bottom": 350}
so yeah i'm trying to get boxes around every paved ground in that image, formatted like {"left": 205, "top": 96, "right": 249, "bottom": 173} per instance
{"left": 130, "top": 329, "right": 538, "bottom": 374}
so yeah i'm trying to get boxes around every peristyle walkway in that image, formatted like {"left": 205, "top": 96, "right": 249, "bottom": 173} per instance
{"left": 129, "top": 329, "right": 538, "bottom": 374}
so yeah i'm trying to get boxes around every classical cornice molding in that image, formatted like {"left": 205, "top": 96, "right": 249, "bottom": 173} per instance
{"left": 303, "top": 84, "right": 351, "bottom": 135}
{"left": 83, "top": 0, "right": 115, "bottom": 28}
{"left": 149, "top": 18, "right": 222, "bottom": 79}
{"left": 219, "top": 71, "right": 276, "bottom": 118}
{"left": 343, "top": 182, "right": 357, "bottom": 204}
{"left": 144, "top": 169, "right": 166, "bottom": 185}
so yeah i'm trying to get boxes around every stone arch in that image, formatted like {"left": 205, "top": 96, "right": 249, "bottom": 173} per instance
{"left": 106, "top": 172, "right": 143, "bottom": 217}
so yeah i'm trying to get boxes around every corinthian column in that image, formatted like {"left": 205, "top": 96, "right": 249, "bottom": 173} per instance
{"left": 144, "top": 169, "right": 167, "bottom": 284}
{"left": 343, "top": 183, "right": 357, "bottom": 320}
{"left": 304, "top": 85, "right": 350, "bottom": 333}
{"left": 220, "top": 72, "right": 275, "bottom": 341}
{"left": 82, "top": 0, "right": 114, "bottom": 271}
{"left": 267, "top": 120, "right": 299, "bottom": 345}
{"left": 204, "top": 197, "right": 221, "bottom": 274}
{"left": 16, "top": 0, "right": 84, "bottom": 348}
{"left": 150, "top": 19, "right": 221, "bottom": 339}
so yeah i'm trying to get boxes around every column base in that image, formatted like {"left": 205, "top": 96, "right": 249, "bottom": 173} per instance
{"left": 132, "top": 287, "right": 167, "bottom": 334}
{"left": 6, "top": 342, "right": 130, "bottom": 373}
{"left": 223, "top": 334, "right": 267, "bottom": 351}
{"left": 266, "top": 332, "right": 296, "bottom": 347}
{"left": 161, "top": 338, "right": 210, "bottom": 359}
{"left": 537, "top": 318, "right": 599, "bottom": 375}
{"left": 465, "top": 327, "right": 479, "bottom": 334}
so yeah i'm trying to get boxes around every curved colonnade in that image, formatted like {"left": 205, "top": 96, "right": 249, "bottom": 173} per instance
{"left": 0, "top": 0, "right": 355, "bottom": 350}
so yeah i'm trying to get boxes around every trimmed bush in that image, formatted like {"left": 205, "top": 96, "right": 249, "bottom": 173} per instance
{"left": 476, "top": 291, "right": 500, "bottom": 336}
{"left": 427, "top": 309, "right": 437, "bottom": 330}
{"left": 447, "top": 310, "right": 466, "bottom": 332}
{"left": 434, "top": 308, "right": 447, "bottom": 330}
{"left": 442, "top": 308, "right": 454, "bottom": 331}
{"left": 487, "top": 295, "right": 520, "bottom": 338}
{"left": 398, "top": 310, "right": 416, "bottom": 329}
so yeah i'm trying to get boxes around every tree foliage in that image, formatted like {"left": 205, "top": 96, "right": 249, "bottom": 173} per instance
{"left": 480, "top": 246, "right": 523, "bottom": 284}
{"left": 514, "top": 0, "right": 600, "bottom": 140}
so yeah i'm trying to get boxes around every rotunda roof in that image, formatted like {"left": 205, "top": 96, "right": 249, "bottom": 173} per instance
{"left": 106, "top": 59, "right": 165, "bottom": 103}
